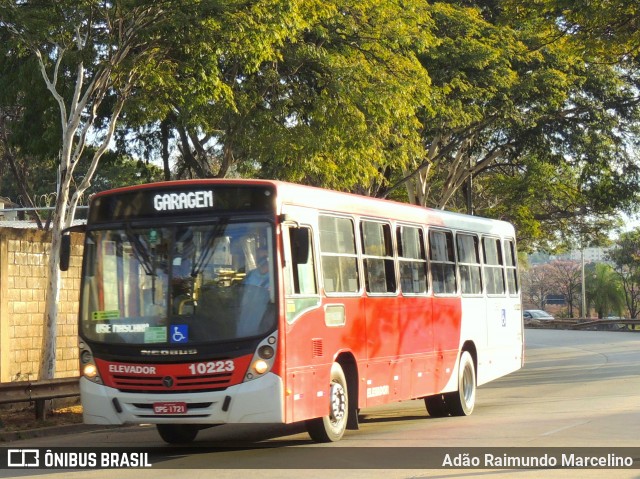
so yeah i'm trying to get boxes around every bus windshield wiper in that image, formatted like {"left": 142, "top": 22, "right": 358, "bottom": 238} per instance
{"left": 190, "top": 220, "right": 228, "bottom": 278}
{"left": 125, "top": 224, "right": 154, "bottom": 276}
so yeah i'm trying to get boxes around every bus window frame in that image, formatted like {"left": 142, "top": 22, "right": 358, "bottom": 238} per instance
{"left": 428, "top": 227, "right": 458, "bottom": 296}
{"left": 504, "top": 238, "right": 519, "bottom": 297}
{"left": 360, "top": 218, "right": 398, "bottom": 296}
{"left": 396, "top": 222, "right": 429, "bottom": 296}
{"left": 282, "top": 223, "right": 322, "bottom": 325}
{"left": 482, "top": 235, "right": 506, "bottom": 297}
{"left": 456, "top": 231, "right": 483, "bottom": 297}
{"left": 318, "top": 213, "right": 362, "bottom": 297}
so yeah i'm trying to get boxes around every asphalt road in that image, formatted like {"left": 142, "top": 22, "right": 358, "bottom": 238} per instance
{"left": 2, "top": 328, "right": 640, "bottom": 479}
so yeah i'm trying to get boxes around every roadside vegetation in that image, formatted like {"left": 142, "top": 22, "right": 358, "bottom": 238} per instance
{"left": 1, "top": 0, "right": 639, "bottom": 378}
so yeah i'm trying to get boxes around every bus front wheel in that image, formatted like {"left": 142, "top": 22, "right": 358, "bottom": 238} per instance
{"left": 445, "top": 351, "right": 476, "bottom": 416}
{"left": 306, "top": 362, "right": 349, "bottom": 442}
{"left": 424, "top": 394, "right": 450, "bottom": 417}
{"left": 156, "top": 424, "right": 199, "bottom": 444}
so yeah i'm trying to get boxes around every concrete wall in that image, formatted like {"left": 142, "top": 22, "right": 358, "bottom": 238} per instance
{"left": 0, "top": 227, "right": 83, "bottom": 383}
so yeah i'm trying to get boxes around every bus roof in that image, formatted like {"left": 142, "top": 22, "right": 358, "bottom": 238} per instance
{"left": 93, "top": 179, "right": 515, "bottom": 237}
{"left": 271, "top": 180, "right": 515, "bottom": 237}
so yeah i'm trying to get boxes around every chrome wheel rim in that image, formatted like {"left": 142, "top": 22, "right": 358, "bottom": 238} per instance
{"left": 329, "top": 381, "right": 347, "bottom": 425}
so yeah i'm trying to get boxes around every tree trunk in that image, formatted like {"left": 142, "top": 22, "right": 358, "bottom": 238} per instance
{"left": 39, "top": 175, "right": 69, "bottom": 381}
{"left": 161, "top": 119, "right": 171, "bottom": 181}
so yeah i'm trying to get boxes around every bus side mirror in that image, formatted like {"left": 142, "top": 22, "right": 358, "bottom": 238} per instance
{"left": 59, "top": 224, "right": 86, "bottom": 272}
{"left": 290, "top": 228, "right": 310, "bottom": 264}
{"left": 60, "top": 234, "right": 71, "bottom": 271}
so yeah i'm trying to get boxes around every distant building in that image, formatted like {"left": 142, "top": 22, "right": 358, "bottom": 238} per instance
{"left": 528, "top": 247, "right": 612, "bottom": 265}
{"left": 556, "top": 247, "right": 612, "bottom": 264}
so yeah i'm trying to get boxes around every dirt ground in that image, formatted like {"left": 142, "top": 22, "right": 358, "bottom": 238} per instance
{"left": 0, "top": 403, "right": 83, "bottom": 433}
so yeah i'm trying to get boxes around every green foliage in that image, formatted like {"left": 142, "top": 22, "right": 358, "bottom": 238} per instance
{"left": 503, "top": 0, "right": 640, "bottom": 61}
{"left": 608, "top": 229, "right": 640, "bottom": 318}
{"left": 78, "top": 150, "right": 164, "bottom": 195}
{"left": 2, "top": 0, "right": 640, "bottom": 253}
{"left": 585, "top": 263, "right": 625, "bottom": 319}
{"left": 401, "top": 0, "right": 640, "bottom": 252}
{"left": 246, "top": 0, "right": 432, "bottom": 191}
{"left": 118, "top": 0, "right": 433, "bottom": 192}
{"left": 608, "top": 230, "right": 640, "bottom": 270}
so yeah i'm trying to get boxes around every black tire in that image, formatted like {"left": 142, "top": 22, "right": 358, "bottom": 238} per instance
{"left": 424, "top": 394, "right": 450, "bottom": 417}
{"left": 445, "top": 351, "right": 476, "bottom": 416}
{"left": 156, "top": 424, "right": 199, "bottom": 444}
{"left": 306, "top": 362, "right": 349, "bottom": 442}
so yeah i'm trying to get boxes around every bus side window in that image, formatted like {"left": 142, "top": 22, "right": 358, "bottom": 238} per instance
{"left": 397, "top": 225, "right": 427, "bottom": 294}
{"left": 429, "top": 229, "right": 457, "bottom": 294}
{"left": 288, "top": 227, "right": 317, "bottom": 295}
{"left": 504, "top": 239, "right": 519, "bottom": 295}
{"left": 361, "top": 220, "right": 396, "bottom": 294}
{"left": 319, "top": 216, "right": 359, "bottom": 294}
{"left": 457, "top": 233, "right": 482, "bottom": 295}
{"left": 483, "top": 237, "right": 505, "bottom": 295}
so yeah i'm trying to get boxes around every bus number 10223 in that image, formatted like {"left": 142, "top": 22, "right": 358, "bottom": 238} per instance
{"left": 188, "top": 360, "right": 235, "bottom": 375}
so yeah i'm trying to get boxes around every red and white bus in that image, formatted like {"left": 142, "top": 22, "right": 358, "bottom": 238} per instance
{"left": 62, "top": 179, "right": 523, "bottom": 443}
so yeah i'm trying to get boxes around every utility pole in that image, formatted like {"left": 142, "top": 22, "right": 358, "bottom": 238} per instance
{"left": 466, "top": 157, "right": 473, "bottom": 215}
{"left": 581, "top": 248, "right": 587, "bottom": 318}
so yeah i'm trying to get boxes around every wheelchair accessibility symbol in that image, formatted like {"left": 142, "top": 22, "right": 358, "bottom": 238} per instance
{"left": 170, "top": 325, "right": 188, "bottom": 343}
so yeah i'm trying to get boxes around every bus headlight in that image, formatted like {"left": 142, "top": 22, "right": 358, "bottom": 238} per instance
{"left": 82, "top": 360, "right": 102, "bottom": 384}
{"left": 253, "top": 359, "right": 269, "bottom": 375}
{"left": 79, "top": 341, "right": 102, "bottom": 384}
{"left": 83, "top": 363, "right": 98, "bottom": 379}
{"left": 244, "top": 333, "right": 277, "bottom": 382}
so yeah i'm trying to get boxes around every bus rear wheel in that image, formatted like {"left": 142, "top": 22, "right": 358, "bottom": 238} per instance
{"left": 156, "top": 424, "right": 199, "bottom": 444}
{"left": 306, "top": 362, "right": 348, "bottom": 442}
{"left": 445, "top": 351, "right": 476, "bottom": 416}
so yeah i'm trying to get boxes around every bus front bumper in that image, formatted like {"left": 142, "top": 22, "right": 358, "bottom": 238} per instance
{"left": 80, "top": 373, "right": 284, "bottom": 426}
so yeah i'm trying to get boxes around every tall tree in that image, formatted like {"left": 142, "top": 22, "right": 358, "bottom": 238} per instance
{"left": 546, "top": 260, "right": 582, "bottom": 317}
{"left": 520, "top": 263, "right": 557, "bottom": 310}
{"left": 0, "top": 48, "right": 160, "bottom": 213}
{"left": 116, "top": 0, "right": 433, "bottom": 192}
{"left": 101, "top": 1, "right": 640, "bottom": 252}
{"left": 608, "top": 230, "right": 640, "bottom": 319}
{"left": 250, "top": 0, "right": 432, "bottom": 193}
{"left": 381, "top": 1, "right": 640, "bottom": 251}
{"left": 585, "top": 263, "right": 625, "bottom": 319}
{"left": 1, "top": 0, "right": 176, "bottom": 381}
{"left": 1, "top": 0, "right": 351, "bottom": 383}
{"left": 0, "top": 52, "right": 60, "bottom": 227}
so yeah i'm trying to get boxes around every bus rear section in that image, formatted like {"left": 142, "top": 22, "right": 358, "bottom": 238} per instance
{"left": 278, "top": 201, "right": 523, "bottom": 441}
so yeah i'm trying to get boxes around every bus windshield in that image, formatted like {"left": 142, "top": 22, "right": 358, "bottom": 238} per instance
{"left": 79, "top": 221, "right": 276, "bottom": 345}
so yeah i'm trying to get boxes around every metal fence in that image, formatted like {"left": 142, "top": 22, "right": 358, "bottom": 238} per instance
{"left": 525, "top": 318, "right": 640, "bottom": 331}
{"left": 0, "top": 377, "right": 80, "bottom": 419}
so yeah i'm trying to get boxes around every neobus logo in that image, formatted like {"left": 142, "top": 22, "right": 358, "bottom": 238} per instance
{"left": 140, "top": 349, "right": 198, "bottom": 356}
{"left": 153, "top": 191, "right": 214, "bottom": 211}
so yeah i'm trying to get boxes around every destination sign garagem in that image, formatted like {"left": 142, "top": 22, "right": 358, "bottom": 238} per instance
{"left": 88, "top": 185, "right": 275, "bottom": 223}
{"left": 153, "top": 190, "right": 214, "bottom": 211}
